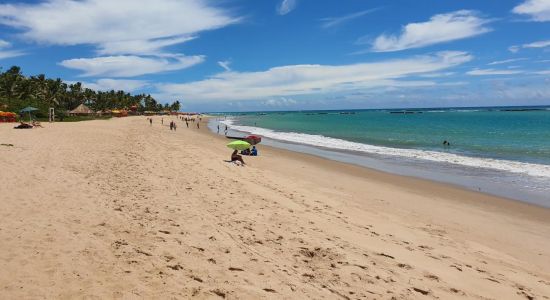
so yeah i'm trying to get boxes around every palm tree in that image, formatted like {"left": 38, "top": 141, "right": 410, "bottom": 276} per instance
{"left": 31, "top": 75, "right": 66, "bottom": 120}
{"left": 0, "top": 66, "right": 25, "bottom": 110}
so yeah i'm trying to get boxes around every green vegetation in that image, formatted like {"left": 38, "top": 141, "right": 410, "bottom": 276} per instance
{"left": 0, "top": 66, "right": 181, "bottom": 119}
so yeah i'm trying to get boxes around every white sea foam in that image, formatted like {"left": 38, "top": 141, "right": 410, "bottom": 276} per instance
{"left": 220, "top": 119, "right": 550, "bottom": 179}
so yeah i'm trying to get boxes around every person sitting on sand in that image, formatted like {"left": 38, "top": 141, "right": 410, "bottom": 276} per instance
{"left": 231, "top": 150, "right": 245, "bottom": 165}
{"left": 250, "top": 146, "right": 258, "bottom": 156}
{"left": 14, "top": 122, "right": 33, "bottom": 129}
{"left": 241, "top": 148, "right": 250, "bottom": 156}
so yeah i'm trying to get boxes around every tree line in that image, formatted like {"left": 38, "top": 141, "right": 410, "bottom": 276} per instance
{"left": 0, "top": 66, "right": 181, "bottom": 116}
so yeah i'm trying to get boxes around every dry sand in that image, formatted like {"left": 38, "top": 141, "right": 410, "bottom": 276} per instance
{"left": 1, "top": 116, "right": 549, "bottom": 299}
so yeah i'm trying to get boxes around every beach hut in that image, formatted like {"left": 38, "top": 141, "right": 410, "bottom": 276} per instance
{"left": 69, "top": 104, "right": 95, "bottom": 116}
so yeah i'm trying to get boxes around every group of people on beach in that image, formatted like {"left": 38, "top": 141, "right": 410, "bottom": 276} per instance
{"left": 169, "top": 120, "right": 177, "bottom": 131}
{"left": 230, "top": 145, "right": 258, "bottom": 166}
{"left": 148, "top": 116, "right": 259, "bottom": 167}
{"left": 217, "top": 124, "right": 229, "bottom": 135}
{"left": 147, "top": 116, "right": 202, "bottom": 130}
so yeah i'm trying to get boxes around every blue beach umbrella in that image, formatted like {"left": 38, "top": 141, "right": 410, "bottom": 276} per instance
{"left": 20, "top": 107, "right": 39, "bottom": 122}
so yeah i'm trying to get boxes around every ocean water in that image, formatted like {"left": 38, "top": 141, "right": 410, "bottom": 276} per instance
{"left": 209, "top": 107, "right": 550, "bottom": 206}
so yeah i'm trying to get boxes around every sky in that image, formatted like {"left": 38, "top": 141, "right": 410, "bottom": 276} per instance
{"left": 0, "top": 0, "right": 549, "bottom": 112}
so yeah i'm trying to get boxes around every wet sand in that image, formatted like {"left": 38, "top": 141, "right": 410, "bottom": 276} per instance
{"left": 1, "top": 116, "right": 549, "bottom": 299}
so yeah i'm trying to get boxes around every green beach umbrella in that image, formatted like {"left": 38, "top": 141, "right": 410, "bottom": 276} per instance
{"left": 227, "top": 140, "right": 251, "bottom": 151}
{"left": 20, "top": 106, "right": 39, "bottom": 122}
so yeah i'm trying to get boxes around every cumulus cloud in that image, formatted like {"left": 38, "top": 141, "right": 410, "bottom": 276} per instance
{"left": 60, "top": 55, "right": 205, "bottom": 77}
{"left": 371, "top": 10, "right": 491, "bottom": 52}
{"left": 512, "top": 0, "right": 550, "bottom": 22}
{"left": 277, "top": 0, "right": 297, "bottom": 15}
{"left": 0, "top": 0, "right": 238, "bottom": 76}
{"left": 321, "top": 8, "right": 380, "bottom": 29}
{"left": 466, "top": 68, "right": 524, "bottom": 76}
{"left": 73, "top": 79, "right": 150, "bottom": 92}
{"left": 0, "top": 0, "right": 238, "bottom": 55}
{"left": 156, "top": 51, "right": 472, "bottom": 102}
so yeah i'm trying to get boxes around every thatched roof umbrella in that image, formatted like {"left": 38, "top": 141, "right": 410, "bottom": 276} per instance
{"left": 69, "top": 104, "right": 94, "bottom": 116}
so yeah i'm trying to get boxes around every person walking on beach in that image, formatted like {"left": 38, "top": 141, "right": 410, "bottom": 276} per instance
{"left": 217, "top": 124, "right": 220, "bottom": 134}
{"left": 224, "top": 125, "right": 228, "bottom": 136}
{"left": 173, "top": 122, "right": 177, "bottom": 131}
{"left": 196, "top": 121, "right": 200, "bottom": 129}
{"left": 149, "top": 118, "right": 152, "bottom": 126}
{"left": 169, "top": 121, "right": 173, "bottom": 130}
{"left": 161, "top": 118, "right": 164, "bottom": 125}
{"left": 186, "top": 120, "right": 189, "bottom": 128}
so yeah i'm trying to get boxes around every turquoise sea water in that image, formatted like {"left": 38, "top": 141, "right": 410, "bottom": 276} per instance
{"left": 226, "top": 107, "right": 550, "bottom": 165}
{"left": 210, "top": 106, "right": 550, "bottom": 206}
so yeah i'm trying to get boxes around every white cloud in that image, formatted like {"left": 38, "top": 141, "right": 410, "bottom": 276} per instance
{"left": 466, "top": 68, "right": 524, "bottom": 76}
{"left": 508, "top": 45, "right": 520, "bottom": 53}
{"left": 277, "top": 0, "right": 297, "bottom": 15}
{"left": 73, "top": 79, "right": 150, "bottom": 92}
{"left": 156, "top": 51, "right": 472, "bottom": 102}
{"left": 218, "top": 60, "right": 232, "bottom": 72}
{"left": 60, "top": 55, "right": 205, "bottom": 77}
{"left": 264, "top": 97, "right": 297, "bottom": 107}
{"left": 0, "top": 50, "right": 23, "bottom": 60}
{"left": 418, "top": 72, "right": 455, "bottom": 78}
{"left": 321, "top": 8, "right": 380, "bottom": 29}
{"left": 0, "top": 0, "right": 238, "bottom": 55}
{"left": 523, "top": 40, "right": 550, "bottom": 48}
{"left": 98, "top": 36, "right": 197, "bottom": 56}
{"left": 508, "top": 39, "right": 550, "bottom": 52}
{"left": 0, "top": 39, "right": 24, "bottom": 60}
{"left": 534, "top": 70, "right": 550, "bottom": 74}
{"left": 488, "top": 58, "right": 527, "bottom": 65}
{"left": 371, "top": 10, "right": 491, "bottom": 52}
{"left": 0, "top": 39, "right": 10, "bottom": 48}
{"left": 512, "top": 0, "right": 550, "bottom": 22}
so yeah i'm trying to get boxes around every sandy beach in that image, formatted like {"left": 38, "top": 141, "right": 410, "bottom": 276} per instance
{"left": 1, "top": 116, "right": 549, "bottom": 299}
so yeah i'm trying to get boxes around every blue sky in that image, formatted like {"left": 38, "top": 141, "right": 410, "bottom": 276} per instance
{"left": 0, "top": 0, "right": 549, "bottom": 111}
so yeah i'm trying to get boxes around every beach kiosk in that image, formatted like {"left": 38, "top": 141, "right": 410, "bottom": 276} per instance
{"left": 69, "top": 104, "right": 95, "bottom": 116}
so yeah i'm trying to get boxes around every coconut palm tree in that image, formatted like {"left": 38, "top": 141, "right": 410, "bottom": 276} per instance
{"left": 0, "top": 66, "right": 25, "bottom": 110}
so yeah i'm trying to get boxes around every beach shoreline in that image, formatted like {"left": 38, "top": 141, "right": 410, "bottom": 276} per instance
{"left": 1, "top": 116, "right": 549, "bottom": 299}
{"left": 206, "top": 117, "right": 550, "bottom": 208}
